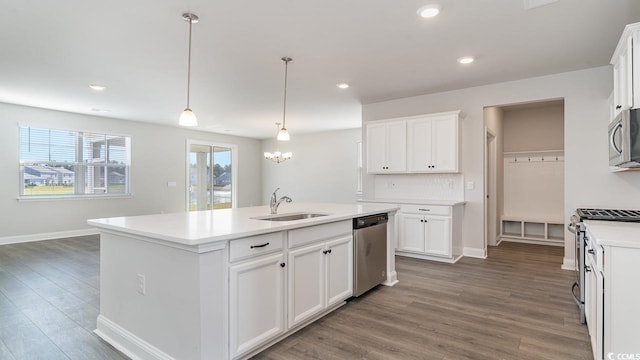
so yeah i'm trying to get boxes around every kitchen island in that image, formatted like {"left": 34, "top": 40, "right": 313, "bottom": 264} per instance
{"left": 88, "top": 202, "right": 399, "bottom": 360}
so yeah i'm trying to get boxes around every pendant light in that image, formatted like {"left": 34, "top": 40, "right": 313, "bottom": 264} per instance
{"left": 179, "top": 13, "right": 199, "bottom": 127}
{"left": 277, "top": 57, "right": 293, "bottom": 141}
{"left": 264, "top": 122, "right": 293, "bottom": 163}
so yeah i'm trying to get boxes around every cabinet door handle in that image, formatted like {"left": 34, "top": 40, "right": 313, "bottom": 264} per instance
{"left": 585, "top": 265, "right": 591, "bottom": 273}
{"left": 280, "top": 262, "right": 286, "bottom": 268}
{"left": 616, "top": 105, "right": 622, "bottom": 109}
{"left": 250, "top": 242, "right": 270, "bottom": 249}
{"left": 588, "top": 249, "right": 595, "bottom": 254}
{"left": 323, "top": 249, "right": 333, "bottom": 255}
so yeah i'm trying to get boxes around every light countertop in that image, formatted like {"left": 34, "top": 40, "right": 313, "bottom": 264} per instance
{"left": 88, "top": 202, "right": 399, "bottom": 246}
{"left": 358, "top": 198, "right": 466, "bottom": 206}
{"left": 584, "top": 220, "right": 640, "bottom": 249}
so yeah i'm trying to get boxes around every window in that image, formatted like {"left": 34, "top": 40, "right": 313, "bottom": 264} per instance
{"left": 19, "top": 126, "right": 131, "bottom": 198}
{"left": 187, "top": 141, "right": 237, "bottom": 211}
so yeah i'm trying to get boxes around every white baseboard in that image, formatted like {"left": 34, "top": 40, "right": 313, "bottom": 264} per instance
{"left": 562, "top": 257, "right": 576, "bottom": 271}
{"left": 463, "top": 247, "right": 487, "bottom": 259}
{"left": 396, "top": 251, "right": 457, "bottom": 263}
{"left": 95, "top": 315, "right": 174, "bottom": 360}
{"left": 0, "top": 228, "right": 99, "bottom": 245}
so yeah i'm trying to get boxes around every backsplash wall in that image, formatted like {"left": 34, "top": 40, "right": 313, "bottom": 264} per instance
{"left": 373, "top": 173, "right": 465, "bottom": 201}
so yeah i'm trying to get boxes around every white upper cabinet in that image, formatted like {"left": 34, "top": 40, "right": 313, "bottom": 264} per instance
{"left": 407, "top": 113, "right": 459, "bottom": 172}
{"left": 366, "top": 111, "right": 460, "bottom": 174}
{"left": 366, "top": 121, "right": 407, "bottom": 173}
{"left": 611, "top": 23, "right": 640, "bottom": 117}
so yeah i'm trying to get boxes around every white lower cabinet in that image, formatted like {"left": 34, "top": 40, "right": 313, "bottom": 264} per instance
{"left": 585, "top": 252, "right": 603, "bottom": 360}
{"left": 229, "top": 221, "right": 354, "bottom": 359}
{"left": 229, "top": 252, "right": 286, "bottom": 359}
{"left": 399, "top": 214, "right": 450, "bottom": 257}
{"left": 584, "top": 224, "right": 640, "bottom": 360}
{"left": 397, "top": 204, "right": 463, "bottom": 262}
{"left": 288, "top": 235, "right": 353, "bottom": 328}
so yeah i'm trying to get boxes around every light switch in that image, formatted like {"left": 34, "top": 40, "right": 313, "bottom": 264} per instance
{"left": 466, "top": 181, "right": 475, "bottom": 190}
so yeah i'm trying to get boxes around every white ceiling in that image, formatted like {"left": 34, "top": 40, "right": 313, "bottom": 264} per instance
{"left": 0, "top": 0, "right": 638, "bottom": 139}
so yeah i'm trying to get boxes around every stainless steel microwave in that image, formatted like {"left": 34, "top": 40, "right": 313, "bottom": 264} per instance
{"left": 609, "top": 109, "right": 640, "bottom": 168}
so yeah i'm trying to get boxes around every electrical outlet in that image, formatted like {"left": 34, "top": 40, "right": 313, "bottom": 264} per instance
{"left": 466, "top": 181, "right": 475, "bottom": 190}
{"left": 137, "top": 274, "right": 146, "bottom": 295}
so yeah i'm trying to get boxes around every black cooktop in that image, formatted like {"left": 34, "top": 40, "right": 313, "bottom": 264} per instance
{"left": 577, "top": 208, "right": 640, "bottom": 222}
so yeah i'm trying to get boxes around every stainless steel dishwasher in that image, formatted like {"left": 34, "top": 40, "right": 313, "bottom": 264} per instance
{"left": 353, "top": 213, "right": 388, "bottom": 297}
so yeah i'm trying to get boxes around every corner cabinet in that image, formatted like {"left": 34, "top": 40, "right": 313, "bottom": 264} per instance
{"left": 366, "top": 121, "right": 407, "bottom": 173}
{"left": 397, "top": 203, "right": 464, "bottom": 263}
{"left": 366, "top": 111, "right": 461, "bottom": 174}
{"left": 611, "top": 22, "right": 640, "bottom": 117}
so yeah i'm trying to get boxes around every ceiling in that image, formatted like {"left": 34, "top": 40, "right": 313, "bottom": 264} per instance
{"left": 0, "top": 0, "right": 638, "bottom": 139}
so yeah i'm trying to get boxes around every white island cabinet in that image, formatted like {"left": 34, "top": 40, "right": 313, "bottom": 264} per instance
{"left": 583, "top": 220, "right": 640, "bottom": 360}
{"left": 88, "top": 202, "right": 398, "bottom": 360}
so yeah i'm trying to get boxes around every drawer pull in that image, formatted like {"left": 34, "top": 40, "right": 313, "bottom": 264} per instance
{"left": 585, "top": 265, "right": 591, "bottom": 273}
{"left": 250, "top": 242, "right": 270, "bottom": 249}
{"left": 588, "top": 249, "right": 595, "bottom": 254}
{"left": 418, "top": 208, "right": 430, "bottom": 212}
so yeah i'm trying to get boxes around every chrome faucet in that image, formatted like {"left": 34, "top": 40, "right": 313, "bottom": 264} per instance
{"left": 270, "top": 187, "right": 292, "bottom": 214}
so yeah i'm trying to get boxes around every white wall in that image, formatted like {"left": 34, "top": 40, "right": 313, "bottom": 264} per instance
{"left": 0, "top": 102, "right": 263, "bottom": 242}
{"left": 363, "top": 66, "right": 640, "bottom": 268}
{"left": 484, "top": 107, "right": 504, "bottom": 245}
{"left": 503, "top": 103, "right": 564, "bottom": 152}
{"left": 261, "top": 128, "right": 361, "bottom": 205}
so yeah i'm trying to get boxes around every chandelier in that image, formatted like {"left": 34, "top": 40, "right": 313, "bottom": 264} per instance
{"left": 264, "top": 122, "right": 292, "bottom": 163}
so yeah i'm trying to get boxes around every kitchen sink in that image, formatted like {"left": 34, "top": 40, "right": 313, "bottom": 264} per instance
{"left": 252, "top": 212, "right": 329, "bottom": 221}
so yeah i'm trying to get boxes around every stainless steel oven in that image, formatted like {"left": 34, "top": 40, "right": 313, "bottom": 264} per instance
{"left": 568, "top": 214, "right": 585, "bottom": 324}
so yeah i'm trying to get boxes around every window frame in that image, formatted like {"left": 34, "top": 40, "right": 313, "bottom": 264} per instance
{"left": 17, "top": 125, "right": 132, "bottom": 201}
{"left": 185, "top": 139, "right": 239, "bottom": 211}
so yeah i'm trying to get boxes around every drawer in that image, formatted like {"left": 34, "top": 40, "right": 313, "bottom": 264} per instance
{"left": 400, "top": 204, "right": 450, "bottom": 216}
{"left": 229, "top": 232, "right": 284, "bottom": 262}
{"left": 288, "top": 220, "right": 352, "bottom": 249}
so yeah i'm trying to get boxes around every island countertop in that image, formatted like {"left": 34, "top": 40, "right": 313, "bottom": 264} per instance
{"left": 88, "top": 202, "right": 399, "bottom": 246}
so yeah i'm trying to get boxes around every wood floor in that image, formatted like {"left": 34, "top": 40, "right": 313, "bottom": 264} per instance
{"left": 255, "top": 242, "right": 592, "bottom": 360}
{"left": 0, "top": 237, "right": 591, "bottom": 359}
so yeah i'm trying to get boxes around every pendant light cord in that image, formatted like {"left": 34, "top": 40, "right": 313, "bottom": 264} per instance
{"left": 186, "top": 18, "right": 193, "bottom": 109}
{"left": 282, "top": 59, "right": 289, "bottom": 129}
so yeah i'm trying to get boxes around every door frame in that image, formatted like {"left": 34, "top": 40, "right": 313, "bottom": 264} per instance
{"left": 484, "top": 128, "right": 498, "bottom": 252}
{"left": 186, "top": 139, "right": 239, "bottom": 211}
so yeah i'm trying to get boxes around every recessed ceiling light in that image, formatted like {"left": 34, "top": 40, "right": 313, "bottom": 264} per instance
{"left": 457, "top": 56, "right": 475, "bottom": 64}
{"left": 89, "top": 84, "right": 106, "bottom": 91}
{"left": 337, "top": 83, "right": 350, "bottom": 89}
{"left": 417, "top": 4, "right": 441, "bottom": 18}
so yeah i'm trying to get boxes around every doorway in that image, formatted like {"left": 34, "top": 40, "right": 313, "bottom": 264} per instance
{"left": 187, "top": 140, "right": 238, "bottom": 211}
{"left": 483, "top": 99, "right": 565, "bottom": 255}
